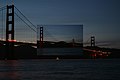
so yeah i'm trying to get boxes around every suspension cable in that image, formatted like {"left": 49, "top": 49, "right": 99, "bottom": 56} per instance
{"left": 14, "top": 6, "right": 36, "bottom": 29}
{"left": 15, "top": 12, "right": 37, "bottom": 33}
{"left": 0, "top": 6, "right": 6, "bottom": 40}
{"left": 2, "top": 7, "right": 3, "bottom": 40}
{"left": 0, "top": 6, "right": 6, "bottom": 12}
{"left": 44, "top": 27, "right": 58, "bottom": 42}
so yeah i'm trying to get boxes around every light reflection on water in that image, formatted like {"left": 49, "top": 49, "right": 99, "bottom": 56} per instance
{"left": 0, "top": 60, "right": 19, "bottom": 80}
{"left": 0, "top": 59, "right": 120, "bottom": 80}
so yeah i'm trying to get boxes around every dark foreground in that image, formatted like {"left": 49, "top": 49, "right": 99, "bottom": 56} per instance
{"left": 0, "top": 45, "right": 120, "bottom": 59}
{"left": 0, "top": 59, "right": 120, "bottom": 80}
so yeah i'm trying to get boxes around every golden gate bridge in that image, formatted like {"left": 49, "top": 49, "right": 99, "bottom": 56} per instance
{"left": 0, "top": 4, "right": 37, "bottom": 59}
{"left": 0, "top": 4, "right": 112, "bottom": 59}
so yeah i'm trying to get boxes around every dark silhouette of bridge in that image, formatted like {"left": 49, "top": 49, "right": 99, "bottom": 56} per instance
{"left": 0, "top": 4, "right": 119, "bottom": 60}
{"left": 0, "top": 4, "right": 84, "bottom": 59}
{"left": 0, "top": 4, "right": 37, "bottom": 59}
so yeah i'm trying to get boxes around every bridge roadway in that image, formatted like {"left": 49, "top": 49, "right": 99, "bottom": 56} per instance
{"left": 0, "top": 40, "right": 36, "bottom": 46}
{"left": 0, "top": 40, "right": 112, "bottom": 59}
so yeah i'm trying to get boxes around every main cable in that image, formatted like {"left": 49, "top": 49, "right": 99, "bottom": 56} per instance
{"left": 14, "top": 6, "right": 36, "bottom": 29}
{"left": 15, "top": 12, "right": 37, "bottom": 33}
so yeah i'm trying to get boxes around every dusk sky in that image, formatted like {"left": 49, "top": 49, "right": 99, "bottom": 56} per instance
{"left": 0, "top": 0, "right": 120, "bottom": 48}
{"left": 38, "top": 25, "right": 83, "bottom": 42}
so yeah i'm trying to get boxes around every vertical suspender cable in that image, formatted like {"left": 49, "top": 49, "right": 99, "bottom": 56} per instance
{"left": 2, "top": 8, "right": 3, "bottom": 40}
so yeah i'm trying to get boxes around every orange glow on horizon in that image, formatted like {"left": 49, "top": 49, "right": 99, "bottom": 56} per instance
{"left": 8, "top": 40, "right": 17, "bottom": 42}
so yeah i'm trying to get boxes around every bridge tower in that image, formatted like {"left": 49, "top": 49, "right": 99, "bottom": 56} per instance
{"left": 6, "top": 5, "right": 15, "bottom": 59}
{"left": 40, "top": 26, "right": 43, "bottom": 48}
{"left": 91, "top": 36, "right": 95, "bottom": 47}
{"left": 72, "top": 38, "right": 75, "bottom": 47}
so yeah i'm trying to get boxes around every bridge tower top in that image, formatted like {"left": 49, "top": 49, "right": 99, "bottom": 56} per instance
{"left": 40, "top": 26, "right": 43, "bottom": 48}
{"left": 91, "top": 36, "right": 95, "bottom": 47}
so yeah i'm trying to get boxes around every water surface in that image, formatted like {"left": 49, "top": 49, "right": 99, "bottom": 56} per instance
{"left": 0, "top": 59, "right": 120, "bottom": 80}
